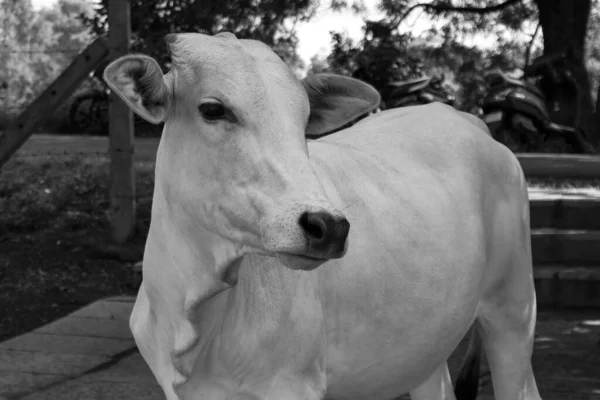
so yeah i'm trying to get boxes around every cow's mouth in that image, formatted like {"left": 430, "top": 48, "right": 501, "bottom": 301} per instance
{"left": 276, "top": 252, "right": 329, "bottom": 271}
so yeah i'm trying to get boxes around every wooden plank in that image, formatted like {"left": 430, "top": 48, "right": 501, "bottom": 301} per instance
{"left": 0, "top": 37, "right": 110, "bottom": 169}
{"left": 108, "top": 0, "right": 136, "bottom": 244}
{"left": 517, "top": 153, "right": 600, "bottom": 179}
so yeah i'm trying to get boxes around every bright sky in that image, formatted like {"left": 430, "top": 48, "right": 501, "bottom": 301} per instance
{"left": 31, "top": 0, "right": 56, "bottom": 9}
{"left": 30, "top": 0, "right": 435, "bottom": 65}
{"left": 295, "top": 0, "right": 385, "bottom": 63}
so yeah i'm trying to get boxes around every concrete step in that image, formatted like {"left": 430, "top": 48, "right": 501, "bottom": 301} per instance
{"left": 531, "top": 229, "right": 600, "bottom": 265}
{"left": 529, "top": 197, "right": 600, "bottom": 230}
{"left": 534, "top": 266, "right": 600, "bottom": 308}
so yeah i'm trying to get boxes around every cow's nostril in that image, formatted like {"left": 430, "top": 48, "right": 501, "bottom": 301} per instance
{"left": 298, "top": 211, "right": 350, "bottom": 257}
{"left": 299, "top": 212, "right": 326, "bottom": 240}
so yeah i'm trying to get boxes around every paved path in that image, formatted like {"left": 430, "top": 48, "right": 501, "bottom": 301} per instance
{"left": 0, "top": 297, "right": 161, "bottom": 399}
{"left": 1, "top": 296, "right": 599, "bottom": 399}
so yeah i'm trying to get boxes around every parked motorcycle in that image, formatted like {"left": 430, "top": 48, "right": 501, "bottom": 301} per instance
{"left": 68, "top": 61, "right": 156, "bottom": 135}
{"left": 480, "top": 53, "right": 595, "bottom": 154}
{"left": 381, "top": 74, "right": 455, "bottom": 109}
{"left": 68, "top": 87, "right": 110, "bottom": 134}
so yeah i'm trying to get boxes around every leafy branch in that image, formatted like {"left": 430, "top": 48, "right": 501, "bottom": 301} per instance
{"left": 392, "top": 0, "right": 524, "bottom": 28}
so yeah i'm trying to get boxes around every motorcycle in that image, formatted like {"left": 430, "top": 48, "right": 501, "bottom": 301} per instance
{"left": 381, "top": 74, "right": 455, "bottom": 109}
{"left": 68, "top": 61, "right": 157, "bottom": 135}
{"left": 68, "top": 86, "right": 110, "bottom": 135}
{"left": 481, "top": 53, "right": 595, "bottom": 154}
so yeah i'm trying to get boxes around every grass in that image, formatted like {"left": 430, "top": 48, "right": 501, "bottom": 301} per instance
{"left": 0, "top": 154, "right": 155, "bottom": 341}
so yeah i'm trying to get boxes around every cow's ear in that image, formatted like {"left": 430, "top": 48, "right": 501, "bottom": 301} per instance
{"left": 103, "top": 54, "right": 171, "bottom": 124}
{"left": 302, "top": 73, "right": 380, "bottom": 137}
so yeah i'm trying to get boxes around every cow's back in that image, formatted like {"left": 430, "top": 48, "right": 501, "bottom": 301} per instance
{"left": 316, "top": 103, "right": 497, "bottom": 175}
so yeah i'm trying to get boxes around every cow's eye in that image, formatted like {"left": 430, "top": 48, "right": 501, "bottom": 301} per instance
{"left": 199, "top": 102, "right": 226, "bottom": 121}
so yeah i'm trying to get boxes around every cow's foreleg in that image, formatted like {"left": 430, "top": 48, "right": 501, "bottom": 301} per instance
{"left": 409, "top": 362, "right": 456, "bottom": 400}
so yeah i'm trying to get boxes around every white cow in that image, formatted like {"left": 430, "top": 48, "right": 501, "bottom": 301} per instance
{"left": 103, "top": 32, "right": 542, "bottom": 400}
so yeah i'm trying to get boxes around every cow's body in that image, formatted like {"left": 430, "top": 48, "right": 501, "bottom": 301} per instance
{"left": 131, "top": 104, "right": 536, "bottom": 400}
{"left": 104, "top": 32, "right": 541, "bottom": 400}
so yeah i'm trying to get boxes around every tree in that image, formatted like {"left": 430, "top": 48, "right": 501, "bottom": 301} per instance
{"left": 323, "top": 21, "right": 424, "bottom": 95}
{"left": 0, "top": 0, "right": 93, "bottom": 112}
{"left": 383, "top": 0, "right": 599, "bottom": 144}
{"left": 38, "top": 0, "right": 95, "bottom": 67}
{"left": 0, "top": 0, "right": 55, "bottom": 110}
{"left": 307, "top": 53, "right": 329, "bottom": 75}
{"left": 586, "top": 1, "right": 600, "bottom": 103}
{"left": 308, "top": 19, "right": 500, "bottom": 113}
{"left": 85, "top": 0, "right": 318, "bottom": 72}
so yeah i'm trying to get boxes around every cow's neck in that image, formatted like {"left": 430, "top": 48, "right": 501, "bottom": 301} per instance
{"left": 209, "top": 255, "right": 328, "bottom": 395}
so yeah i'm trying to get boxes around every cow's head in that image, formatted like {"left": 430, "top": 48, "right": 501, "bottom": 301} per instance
{"left": 103, "top": 32, "right": 379, "bottom": 274}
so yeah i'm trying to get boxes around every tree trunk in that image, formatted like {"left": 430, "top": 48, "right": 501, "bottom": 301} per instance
{"left": 596, "top": 83, "right": 600, "bottom": 144}
{"left": 535, "top": 0, "right": 597, "bottom": 145}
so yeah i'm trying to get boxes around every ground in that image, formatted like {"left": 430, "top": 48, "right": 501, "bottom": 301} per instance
{"left": 452, "top": 308, "right": 600, "bottom": 400}
{"left": 528, "top": 309, "right": 600, "bottom": 399}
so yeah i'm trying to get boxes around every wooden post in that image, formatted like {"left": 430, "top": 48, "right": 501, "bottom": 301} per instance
{"left": 108, "top": 0, "right": 136, "bottom": 244}
{"left": 0, "top": 38, "right": 109, "bottom": 169}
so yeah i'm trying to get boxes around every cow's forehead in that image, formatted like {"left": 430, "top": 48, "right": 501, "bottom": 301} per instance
{"left": 168, "top": 33, "right": 306, "bottom": 110}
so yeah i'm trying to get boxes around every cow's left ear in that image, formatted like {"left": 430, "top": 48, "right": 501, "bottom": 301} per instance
{"left": 103, "top": 54, "right": 171, "bottom": 124}
{"left": 302, "top": 73, "right": 380, "bottom": 137}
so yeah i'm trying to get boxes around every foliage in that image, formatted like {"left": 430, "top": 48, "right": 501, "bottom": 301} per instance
{"left": 330, "top": 0, "right": 367, "bottom": 14}
{"left": 413, "top": 26, "right": 529, "bottom": 113}
{"left": 377, "top": 0, "right": 598, "bottom": 142}
{"left": 586, "top": 0, "right": 600, "bottom": 103}
{"left": 320, "top": 20, "right": 424, "bottom": 95}
{"left": 0, "top": 0, "right": 93, "bottom": 113}
{"left": 311, "top": 0, "right": 600, "bottom": 138}
{"left": 84, "top": 0, "right": 319, "bottom": 73}
{"left": 384, "top": 0, "right": 538, "bottom": 39}
{"left": 308, "top": 1, "right": 543, "bottom": 112}
{"left": 38, "top": 0, "right": 95, "bottom": 67}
